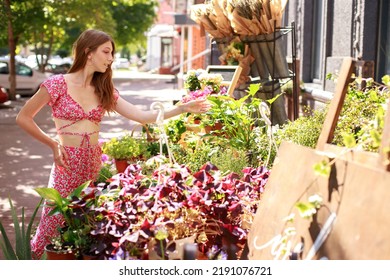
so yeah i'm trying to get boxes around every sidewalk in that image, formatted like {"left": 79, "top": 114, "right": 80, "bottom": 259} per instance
{"left": 0, "top": 70, "right": 185, "bottom": 259}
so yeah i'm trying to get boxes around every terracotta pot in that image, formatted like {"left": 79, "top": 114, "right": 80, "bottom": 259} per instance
{"left": 205, "top": 122, "right": 227, "bottom": 137}
{"left": 115, "top": 159, "right": 129, "bottom": 173}
{"left": 193, "top": 118, "right": 201, "bottom": 125}
{"left": 44, "top": 244, "right": 77, "bottom": 260}
{"left": 205, "top": 122, "right": 223, "bottom": 134}
{"left": 81, "top": 253, "right": 99, "bottom": 260}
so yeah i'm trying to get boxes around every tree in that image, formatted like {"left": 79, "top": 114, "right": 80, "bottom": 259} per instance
{"left": 1, "top": 0, "right": 158, "bottom": 100}
{"left": 110, "top": 0, "right": 158, "bottom": 47}
{"left": 1, "top": 0, "right": 31, "bottom": 100}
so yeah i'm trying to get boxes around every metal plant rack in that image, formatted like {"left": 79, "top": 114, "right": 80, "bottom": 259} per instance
{"left": 240, "top": 22, "right": 299, "bottom": 122}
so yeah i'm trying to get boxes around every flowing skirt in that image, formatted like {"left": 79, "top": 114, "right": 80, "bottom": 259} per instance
{"left": 31, "top": 145, "right": 102, "bottom": 259}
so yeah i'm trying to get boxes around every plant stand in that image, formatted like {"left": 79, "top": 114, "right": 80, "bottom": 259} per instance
{"left": 238, "top": 22, "right": 299, "bottom": 124}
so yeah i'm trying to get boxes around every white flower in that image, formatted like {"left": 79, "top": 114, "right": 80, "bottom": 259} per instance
{"left": 308, "top": 194, "right": 323, "bottom": 208}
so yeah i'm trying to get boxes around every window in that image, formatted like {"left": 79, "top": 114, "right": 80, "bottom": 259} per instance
{"left": 311, "top": 0, "right": 325, "bottom": 82}
{"left": 16, "top": 63, "right": 32, "bottom": 76}
{"left": 0, "top": 62, "right": 9, "bottom": 74}
{"left": 161, "top": 37, "right": 173, "bottom": 68}
{"left": 376, "top": 0, "right": 390, "bottom": 79}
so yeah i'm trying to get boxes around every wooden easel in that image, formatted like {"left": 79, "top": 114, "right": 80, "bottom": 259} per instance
{"left": 247, "top": 57, "right": 390, "bottom": 260}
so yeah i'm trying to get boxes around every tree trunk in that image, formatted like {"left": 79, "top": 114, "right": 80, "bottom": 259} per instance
{"left": 5, "top": 0, "right": 17, "bottom": 101}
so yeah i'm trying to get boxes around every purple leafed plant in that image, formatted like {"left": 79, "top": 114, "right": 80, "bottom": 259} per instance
{"left": 79, "top": 160, "right": 270, "bottom": 260}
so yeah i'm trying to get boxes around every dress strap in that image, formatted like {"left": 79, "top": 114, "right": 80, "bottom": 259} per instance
{"left": 58, "top": 131, "right": 99, "bottom": 147}
{"left": 58, "top": 121, "right": 79, "bottom": 131}
{"left": 57, "top": 119, "right": 100, "bottom": 147}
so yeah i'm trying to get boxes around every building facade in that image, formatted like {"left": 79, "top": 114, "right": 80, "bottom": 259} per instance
{"left": 147, "top": 0, "right": 389, "bottom": 104}
{"left": 284, "top": 0, "right": 389, "bottom": 104}
{"left": 145, "top": 0, "right": 207, "bottom": 75}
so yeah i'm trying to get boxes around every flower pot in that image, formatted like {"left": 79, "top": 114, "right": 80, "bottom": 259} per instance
{"left": 148, "top": 235, "right": 197, "bottom": 260}
{"left": 81, "top": 253, "right": 99, "bottom": 260}
{"left": 44, "top": 244, "right": 77, "bottom": 260}
{"left": 204, "top": 122, "right": 229, "bottom": 138}
{"left": 115, "top": 159, "right": 129, "bottom": 173}
{"left": 205, "top": 122, "right": 223, "bottom": 134}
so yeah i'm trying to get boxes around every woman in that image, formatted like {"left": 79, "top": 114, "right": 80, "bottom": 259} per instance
{"left": 16, "top": 29, "right": 210, "bottom": 259}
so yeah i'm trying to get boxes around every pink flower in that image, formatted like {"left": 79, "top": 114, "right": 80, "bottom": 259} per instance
{"left": 101, "top": 153, "right": 110, "bottom": 163}
{"left": 181, "top": 85, "right": 228, "bottom": 103}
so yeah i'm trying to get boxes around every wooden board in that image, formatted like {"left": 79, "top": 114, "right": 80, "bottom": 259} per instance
{"left": 247, "top": 141, "right": 390, "bottom": 260}
{"left": 247, "top": 57, "right": 390, "bottom": 260}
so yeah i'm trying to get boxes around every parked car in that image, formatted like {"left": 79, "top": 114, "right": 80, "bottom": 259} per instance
{"left": 0, "top": 85, "right": 8, "bottom": 103}
{"left": 45, "top": 56, "right": 72, "bottom": 74}
{"left": 112, "top": 58, "right": 130, "bottom": 69}
{"left": 45, "top": 62, "right": 71, "bottom": 74}
{"left": 0, "top": 58, "right": 51, "bottom": 97}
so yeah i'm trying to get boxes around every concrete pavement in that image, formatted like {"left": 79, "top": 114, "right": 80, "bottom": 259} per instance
{"left": 0, "top": 70, "right": 185, "bottom": 259}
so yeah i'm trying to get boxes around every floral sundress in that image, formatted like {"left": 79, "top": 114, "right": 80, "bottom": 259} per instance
{"left": 30, "top": 74, "right": 118, "bottom": 259}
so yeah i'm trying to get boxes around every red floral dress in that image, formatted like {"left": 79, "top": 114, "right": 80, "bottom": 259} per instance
{"left": 31, "top": 74, "right": 118, "bottom": 259}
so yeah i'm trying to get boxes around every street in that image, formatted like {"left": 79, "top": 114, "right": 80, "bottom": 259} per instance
{"left": 0, "top": 70, "right": 183, "bottom": 259}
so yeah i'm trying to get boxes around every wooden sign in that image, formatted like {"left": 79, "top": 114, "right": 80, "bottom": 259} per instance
{"left": 247, "top": 57, "right": 390, "bottom": 260}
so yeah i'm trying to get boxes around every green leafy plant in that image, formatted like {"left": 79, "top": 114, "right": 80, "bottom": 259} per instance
{"left": 281, "top": 79, "right": 305, "bottom": 96}
{"left": 102, "top": 134, "right": 149, "bottom": 161}
{"left": 209, "top": 147, "right": 249, "bottom": 176}
{"left": 0, "top": 197, "right": 43, "bottom": 259}
{"left": 95, "top": 163, "right": 115, "bottom": 184}
{"left": 295, "top": 194, "right": 323, "bottom": 219}
{"left": 34, "top": 181, "right": 93, "bottom": 256}
{"left": 202, "top": 84, "right": 264, "bottom": 149}
{"left": 183, "top": 69, "right": 225, "bottom": 93}
{"left": 332, "top": 76, "right": 389, "bottom": 152}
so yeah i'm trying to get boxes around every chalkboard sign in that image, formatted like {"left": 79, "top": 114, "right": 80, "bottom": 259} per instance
{"left": 206, "top": 65, "right": 242, "bottom": 97}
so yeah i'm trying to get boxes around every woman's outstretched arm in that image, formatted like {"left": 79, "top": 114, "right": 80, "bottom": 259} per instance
{"left": 114, "top": 96, "right": 210, "bottom": 124}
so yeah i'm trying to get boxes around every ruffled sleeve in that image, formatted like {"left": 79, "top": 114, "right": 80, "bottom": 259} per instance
{"left": 40, "top": 74, "right": 64, "bottom": 107}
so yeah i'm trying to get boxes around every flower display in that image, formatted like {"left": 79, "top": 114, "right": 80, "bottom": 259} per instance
{"left": 220, "top": 41, "right": 245, "bottom": 65}
{"left": 182, "top": 69, "right": 228, "bottom": 103}
{"left": 218, "top": 38, "right": 254, "bottom": 86}
{"left": 76, "top": 159, "right": 269, "bottom": 260}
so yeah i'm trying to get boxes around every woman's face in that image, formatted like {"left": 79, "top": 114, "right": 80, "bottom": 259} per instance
{"left": 89, "top": 41, "right": 114, "bottom": 73}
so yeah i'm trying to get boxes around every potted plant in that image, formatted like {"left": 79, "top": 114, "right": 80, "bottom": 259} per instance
{"left": 102, "top": 134, "right": 149, "bottom": 173}
{"left": 34, "top": 181, "right": 94, "bottom": 259}
{"left": 182, "top": 69, "right": 228, "bottom": 102}
{"left": 80, "top": 159, "right": 270, "bottom": 260}
{"left": 195, "top": 83, "right": 268, "bottom": 167}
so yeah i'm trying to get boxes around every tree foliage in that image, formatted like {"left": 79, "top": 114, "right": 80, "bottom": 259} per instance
{"left": 1, "top": 0, "right": 158, "bottom": 63}
{"left": 111, "top": 0, "right": 158, "bottom": 46}
{"left": 0, "top": 0, "right": 158, "bottom": 99}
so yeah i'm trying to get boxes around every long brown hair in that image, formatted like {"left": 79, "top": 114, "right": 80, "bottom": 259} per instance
{"left": 68, "top": 29, "right": 116, "bottom": 112}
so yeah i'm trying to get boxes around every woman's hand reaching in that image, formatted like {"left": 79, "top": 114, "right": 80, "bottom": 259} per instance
{"left": 180, "top": 99, "right": 211, "bottom": 114}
